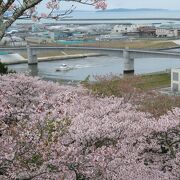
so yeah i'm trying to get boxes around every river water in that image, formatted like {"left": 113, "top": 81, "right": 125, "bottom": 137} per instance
{"left": 8, "top": 54, "right": 180, "bottom": 82}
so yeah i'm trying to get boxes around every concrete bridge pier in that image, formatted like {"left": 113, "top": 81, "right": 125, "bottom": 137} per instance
{"left": 28, "top": 64, "right": 38, "bottom": 76}
{"left": 27, "top": 44, "right": 38, "bottom": 65}
{"left": 123, "top": 48, "right": 134, "bottom": 74}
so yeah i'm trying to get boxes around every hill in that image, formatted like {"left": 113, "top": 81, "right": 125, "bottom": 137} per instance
{"left": 97, "top": 8, "right": 169, "bottom": 12}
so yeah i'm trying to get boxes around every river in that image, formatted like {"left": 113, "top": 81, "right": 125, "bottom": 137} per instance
{"left": 8, "top": 54, "right": 180, "bottom": 82}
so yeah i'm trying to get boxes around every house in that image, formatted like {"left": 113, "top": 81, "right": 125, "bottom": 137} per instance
{"left": 156, "top": 28, "right": 176, "bottom": 37}
{"left": 112, "top": 24, "right": 139, "bottom": 35}
{"left": 137, "top": 26, "right": 156, "bottom": 37}
{"left": 156, "top": 25, "right": 180, "bottom": 37}
{"left": 112, "top": 24, "right": 154, "bottom": 36}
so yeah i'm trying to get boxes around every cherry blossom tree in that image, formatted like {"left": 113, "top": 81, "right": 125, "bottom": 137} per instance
{"left": 0, "top": 73, "right": 180, "bottom": 179}
{"left": 0, "top": 0, "right": 107, "bottom": 40}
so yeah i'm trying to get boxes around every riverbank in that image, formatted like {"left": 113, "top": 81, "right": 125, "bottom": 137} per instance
{"left": 73, "top": 39, "right": 179, "bottom": 49}
{"left": 84, "top": 72, "right": 171, "bottom": 94}
{"left": 16, "top": 39, "right": 180, "bottom": 50}
{"left": 3, "top": 53, "right": 106, "bottom": 65}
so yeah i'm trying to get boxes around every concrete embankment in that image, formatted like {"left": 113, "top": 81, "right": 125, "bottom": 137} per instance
{"left": 2, "top": 53, "right": 107, "bottom": 65}
{"left": 0, "top": 53, "right": 25, "bottom": 64}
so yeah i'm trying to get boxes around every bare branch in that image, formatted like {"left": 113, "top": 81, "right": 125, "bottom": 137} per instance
{"left": 0, "top": 0, "right": 15, "bottom": 16}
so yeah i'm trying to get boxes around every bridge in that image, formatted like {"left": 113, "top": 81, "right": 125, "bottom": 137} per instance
{"left": 1, "top": 45, "right": 180, "bottom": 74}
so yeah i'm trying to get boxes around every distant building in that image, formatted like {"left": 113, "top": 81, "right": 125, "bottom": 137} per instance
{"left": 72, "top": 32, "right": 87, "bottom": 40}
{"left": 49, "top": 30, "right": 72, "bottom": 41}
{"left": 112, "top": 24, "right": 139, "bottom": 35}
{"left": 156, "top": 25, "right": 180, "bottom": 37}
{"left": 138, "top": 26, "right": 156, "bottom": 37}
{"left": 112, "top": 24, "right": 154, "bottom": 36}
{"left": 25, "top": 37, "right": 54, "bottom": 44}
{"left": 96, "top": 34, "right": 128, "bottom": 41}
{"left": 156, "top": 28, "right": 175, "bottom": 37}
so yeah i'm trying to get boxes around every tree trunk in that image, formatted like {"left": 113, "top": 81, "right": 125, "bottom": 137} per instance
{"left": 0, "top": 16, "right": 5, "bottom": 41}
{"left": 0, "top": 30, "right": 5, "bottom": 41}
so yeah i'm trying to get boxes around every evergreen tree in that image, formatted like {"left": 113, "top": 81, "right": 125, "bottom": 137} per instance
{"left": 0, "top": 61, "right": 8, "bottom": 75}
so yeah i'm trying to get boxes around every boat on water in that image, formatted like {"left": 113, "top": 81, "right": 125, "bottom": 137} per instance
{"left": 56, "top": 64, "right": 73, "bottom": 71}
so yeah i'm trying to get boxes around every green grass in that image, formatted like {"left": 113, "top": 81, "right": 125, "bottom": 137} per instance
{"left": 84, "top": 72, "right": 171, "bottom": 97}
{"left": 75, "top": 40, "right": 178, "bottom": 49}
{"left": 137, "top": 73, "right": 171, "bottom": 90}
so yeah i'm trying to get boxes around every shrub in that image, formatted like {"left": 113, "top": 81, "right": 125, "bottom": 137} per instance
{"left": 139, "top": 94, "right": 180, "bottom": 117}
{"left": 0, "top": 61, "right": 8, "bottom": 75}
{"left": 84, "top": 74, "right": 144, "bottom": 102}
{"left": 0, "top": 61, "right": 16, "bottom": 75}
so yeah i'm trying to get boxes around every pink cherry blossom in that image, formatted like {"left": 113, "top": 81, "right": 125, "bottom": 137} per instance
{"left": 0, "top": 73, "right": 179, "bottom": 179}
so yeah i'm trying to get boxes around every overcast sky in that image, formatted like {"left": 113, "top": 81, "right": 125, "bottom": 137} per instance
{"left": 55, "top": 0, "right": 180, "bottom": 10}
{"left": 106, "top": 0, "right": 180, "bottom": 10}
{"left": 38, "top": 0, "right": 180, "bottom": 12}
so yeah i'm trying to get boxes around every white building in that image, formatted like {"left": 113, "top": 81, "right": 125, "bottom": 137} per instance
{"left": 156, "top": 28, "right": 179, "bottom": 37}
{"left": 112, "top": 24, "right": 138, "bottom": 34}
{"left": 171, "top": 68, "right": 180, "bottom": 92}
{"left": 111, "top": 24, "right": 151, "bottom": 35}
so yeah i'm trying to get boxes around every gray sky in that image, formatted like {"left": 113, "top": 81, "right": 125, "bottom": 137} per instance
{"left": 106, "top": 0, "right": 180, "bottom": 10}
{"left": 39, "top": 0, "right": 180, "bottom": 11}
{"left": 64, "top": 0, "right": 180, "bottom": 10}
